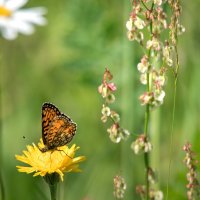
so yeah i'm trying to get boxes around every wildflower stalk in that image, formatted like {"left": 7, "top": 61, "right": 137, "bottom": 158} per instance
{"left": 143, "top": 3, "right": 154, "bottom": 198}
{"left": 166, "top": 67, "right": 177, "bottom": 199}
{"left": 0, "top": 58, "right": 5, "bottom": 200}
{"left": 183, "top": 143, "right": 200, "bottom": 199}
{"left": 166, "top": 1, "right": 181, "bottom": 198}
{"left": 144, "top": 62, "right": 150, "bottom": 199}
{"left": 49, "top": 184, "right": 57, "bottom": 200}
{"left": 98, "top": 69, "right": 130, "bottom": 199}
{"left": 0, "top": 123, "right": 3, "bottom": 199}
{"left": 44, "top": 173, "right": 60, "bottom": 200}
{"left": 98, "top": 68, "right": 130, "bottom": 144}
{"left": 126, "top": 0, "right": 184, "bottom": 198}
{"left": 144, "top": 105, "right": 150, "bottom": 200}
{"left": 143, "top": 62, "right": 150, "bottom": 200}
{"left": 166, "top": 49, "right": 179, "bottom": 200}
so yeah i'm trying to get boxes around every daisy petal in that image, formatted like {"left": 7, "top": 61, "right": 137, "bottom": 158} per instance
{"left": 0, "top": 0, "right": 5, "bottom": 6}
{"left": 5, "top": 0, "right": 28, "bottom": 11}
{"left": 14, "top": 9, "right": 47, "bottom": 25}
{"left": 6, "top": 17, "right": 34, "bottom": 35}
{"left": 15, "top": 20, "right": 34, "bottom": 35}
{"left": 1, "top": 26, "right": 18, "bottom": 40}
{"left": 0, "top": 1, "right": 47, "bottom": 40}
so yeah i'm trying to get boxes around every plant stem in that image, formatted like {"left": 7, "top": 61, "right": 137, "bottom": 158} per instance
{"left": 0, "top": 109, "right": 5, "bottom": 200}
{"left": 44, "top": 173, "right": 59, "bottom": 200}
{"left": 0, "top": 52, "right": 5, "bottom": 200}
{"left": 143, "top": 3, "right": 154, "bottom": 198}
{"left": 143, "top": 20, "right": 153, "bottom": 198}
{"left": 166, "top": 0, "right": 180, "bottom": 195}
{"left": 141, "top": 0, "right": 151, "bottom": 12}
{"left": 144, "top": 74, "right": 150, "bottom": 200}
{"left": 49, "top": 183, "right": 57, "bottom": 200}
{"left": 166, "top": 41, "right": 179, "bottom": 200}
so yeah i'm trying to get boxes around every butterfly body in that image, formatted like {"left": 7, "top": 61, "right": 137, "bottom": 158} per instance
{"left": 40, "top": 103, "right": 76, "bottom": 152}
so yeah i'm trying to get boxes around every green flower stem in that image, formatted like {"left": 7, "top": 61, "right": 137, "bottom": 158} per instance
{"left": 143, "top": 3, "right": 154, "bottom": 199}
{"left": 151, "top": 109, "right": 160, "bottom": 173}
{"left": 49, "top": 183, "right": 57, "bottom": 200}
{"left": 144, "top": 77, "right": 150, "bottom": 200}
{"left": 44, "top": 173, "right": 60, "bottom": 200}
{"left": 166, "top": 39, "right": 180, "bottom": 200}
{"left": 143, "top": 30, "right": 152, "bottom": 200}
{"left": 0, "top": 54, "right": 5, "bottom": 200}
{"left": 166, "top": 0, "right": 181, "bottom": 196}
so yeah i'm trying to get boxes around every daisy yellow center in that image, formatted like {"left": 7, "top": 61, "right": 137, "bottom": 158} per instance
{"left": 0, "top": 6, "right": 12, "bottom": 17}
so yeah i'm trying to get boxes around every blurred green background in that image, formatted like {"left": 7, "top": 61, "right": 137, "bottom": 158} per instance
{"left": 1, "top": 0, "right": 200, "bottom": 199}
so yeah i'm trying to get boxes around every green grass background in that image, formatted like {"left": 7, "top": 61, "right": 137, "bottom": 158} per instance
{"left": 1, "top": 0, "right": 200, "bottom": 199}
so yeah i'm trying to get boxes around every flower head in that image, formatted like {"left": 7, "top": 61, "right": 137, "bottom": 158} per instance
{"left": 98, "top": 68, "right": 117, "bottom": 103}
{"left": 139, "top": 92, "right": 153, "bottom": 105}
{"left": 126, "top": 18, "right": 133, "bottom": 31}
{"left": 137, "top": 55, "right": 150, "bottom": 73}
{"left": 131, "top": 134, "right": 152, "bottom": 154}
{"left": 99, "top": 68, "right": 131, "bottom": 143}
{"left": 0, "top": 0, "right": 47, "bottom": 40}
{"left": 146, "top": 38, "right": 161, "bottom": 51}
{"left": 107, "top": 123, "right": 121, "bottom": 143}
{"left": 140, "top": 73, "right": 147, "bottom": 85}
{"left": 107, "top": 124, "right": 130, "bottom": 143}
{"left": 150, "top": 189, "right": 164, "bottom": 200}
{"left": 163, "top": 44, "right": 174, "bottom": 66}
{"left": 113, "top": 175, "right": 127, "bottom": 199}
{"left": 15, "top": 139, "right": 86, "bottom": 181}
{"left": 134, "top": 17, "right": 145, "bottom": 30}
{"left": 154, "top": 0, "right": 162, "bottom": 6}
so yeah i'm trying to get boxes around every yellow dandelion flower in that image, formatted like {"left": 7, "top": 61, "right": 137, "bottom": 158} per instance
{"left": 15, "top": 139, "right": 86, "bottom": 182}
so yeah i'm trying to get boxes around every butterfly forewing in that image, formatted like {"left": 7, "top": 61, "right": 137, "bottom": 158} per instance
{"left": 42, "top": 103, "right": 61, "bottom": 145}
{"left": 41, "top": 103, "right": 76, "bottom": 152}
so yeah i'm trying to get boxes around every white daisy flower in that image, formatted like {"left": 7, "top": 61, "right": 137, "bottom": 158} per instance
{"left": 0, "top": 0, "right": 47, "bottom": 40}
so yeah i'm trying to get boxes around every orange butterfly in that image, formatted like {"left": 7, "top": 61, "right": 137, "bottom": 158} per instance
{"left": 40, "top": 103, "right": 76, "bottom": 152}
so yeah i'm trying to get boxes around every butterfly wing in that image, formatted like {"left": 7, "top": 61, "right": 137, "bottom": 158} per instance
{"left": 42, "top": 103, "right": 61, "bottom": 145}
{"left": 45, "top": 114, "right": 77, "bottom": 149}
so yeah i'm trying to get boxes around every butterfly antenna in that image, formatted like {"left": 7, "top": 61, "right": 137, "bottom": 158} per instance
{"left": 57, "top": 149, "right": 72, "bottom": 159}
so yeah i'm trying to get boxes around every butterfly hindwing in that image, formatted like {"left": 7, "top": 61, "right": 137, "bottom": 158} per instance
{"left": 46, "top": 114, "right": 77, "bottom": 149}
